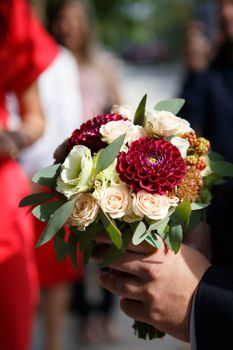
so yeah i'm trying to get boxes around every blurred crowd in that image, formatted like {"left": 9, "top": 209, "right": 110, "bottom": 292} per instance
{"left": 0, "top": 0, "right": 232, "bottom": 350}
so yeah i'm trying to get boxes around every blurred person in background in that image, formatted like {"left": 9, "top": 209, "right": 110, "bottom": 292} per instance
{"left": 50, "top": 0, "right": 122, "bottom": 345}
{"left": 8, "top": 4, "right": 84, "bottom": 350}
{"left": 180, "top": 0, "right": 233, "bottom": 265}
{"left": 0, "top": 0, "right": 58, "bottom": 348}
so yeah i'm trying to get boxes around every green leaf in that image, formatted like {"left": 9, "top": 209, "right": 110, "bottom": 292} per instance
{"left": 191, "top": 202, "right": 210, "bottom": 211}
{"left": 132, "top": 221, "right": 147, "bottom": 245}
{"left": 171, "top": 200, "right": 191, "bottom": 226}
{"left": 101, "top": 229, "right": 131, "bottom": 268}
{"left": 100, "top": 210, "right": 123, "bottom": 249}
{"left": 78, "top": 222, "right": 103, "bottom": 251}
{"left": 165, "top": 225, "right": 183, "bottom": 254}
{"left": 154, "top": 98, "right": 185, "bottom": 114}
{"left": 32, "top": 164, "right": 61, "bottom": 189}
{"left": 96, "top": 134, "right": 125, "bottom": 173}
{"left": 32, "top": 200, "right": 64, "bottom": 222}
{"left": 67, "top": 233, "right": 79, "bottom": 270}
{"left": 54, "top": 228, "right": 68, "bottom": 262}
{"left": 210, "top": 160, "right": 233, "bottom": 178}
{"left": 204, "top": 173, "right": 222, "bottom": 187}
{"left": 208, "top": 151, "right": 224, "bottom": 162}
{"left": 146, "top": 232, "right": 162, "bottom": 249}
{"left": 83, "top": 241, "right": 95, "bottom": 266}
{"left": 148, "top": 217, "right": 170, "bottom": 237}
{"left": 134, "top": 94, "right": 147, "bottom": 126}
{"left": 36, "top": 199, "right": 75, "bottom": 247}
{"left": 19, "top": 192, "right": 56, "bottom": 207}
{"left": 186, "top": 210, "right": 203, "bottom": 232}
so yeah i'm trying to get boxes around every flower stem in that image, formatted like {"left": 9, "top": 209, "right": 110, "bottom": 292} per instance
{"left": 133, "top": 321, "right": 165, "bottom": 340}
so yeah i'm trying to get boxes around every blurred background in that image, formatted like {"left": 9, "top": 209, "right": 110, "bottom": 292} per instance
{"left": 1, "top": 0, "right": 223, "bottom": 349}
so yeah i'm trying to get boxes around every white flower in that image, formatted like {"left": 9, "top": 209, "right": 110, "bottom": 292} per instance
{"left": 100, "top": 120, "right": 133, "bottom": 144}
{"left": 70, "top": 193, "right": 99, "bottom": 231}
{"left": 111, "top": 104, "right": 135, "bottom": 121}
{"left": 97, "top": 184, "right": 132, "bottom": 219}
{"left": 170, "top": 136, "right": 190, "bottom": 158}
{"left": 93, "top": 158, "right": 120, "bottom": 190}
{"left": 125, "top": 125, "right": 149, "bottom": 145}
{"left": 145, "top": 109, "right": 192, "bottom": 137}
{"left": 132, "top": 191, "right": 170, "bottom": 220}
{"left": 56, "top": 145, "right": 94, "bottom": 198}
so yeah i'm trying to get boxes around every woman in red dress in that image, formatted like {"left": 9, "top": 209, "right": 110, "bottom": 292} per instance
{"left": 0, "top": 0, "right": 58, "bottom": 348}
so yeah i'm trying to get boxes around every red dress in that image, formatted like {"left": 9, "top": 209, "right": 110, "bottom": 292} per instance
{"left": 0, "top": 1, "right": 58, "bottom": 349}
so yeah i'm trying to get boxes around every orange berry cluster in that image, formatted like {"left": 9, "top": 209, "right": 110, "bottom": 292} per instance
{"left": 182, "top": 132, "right": 211, "bottom": 171}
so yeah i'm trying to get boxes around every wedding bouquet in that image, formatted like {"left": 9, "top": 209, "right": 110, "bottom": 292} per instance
{"left": 20, "top": 95, "right": 233, "bottom": 339}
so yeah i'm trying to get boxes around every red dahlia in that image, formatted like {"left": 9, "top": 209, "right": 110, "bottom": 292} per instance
{"left": 68, "top": 114, "right": 127, "bottom": 154}
{"left": 116, "top": 138, "right": 187, "bottom": 194}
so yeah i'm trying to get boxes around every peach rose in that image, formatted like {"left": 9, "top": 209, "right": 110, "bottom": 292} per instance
{"left": 70, "top": 193, "right": 99, "bottom": 231}
{"left": 125, "top": 125, "right": 149, "bottom": 145}
{"left": 146, "top": 110, "right": 192, "bottom": 137}
{"left": 111, "top": 104, "right": 135, "bottom": 121}
{"left": 132, "top": 191, "right": 170, "bottom": 220}
{"left": 100, "top": 120, "right": 133, "bottom": 144}
{"left": 98, "top": 184, "right": 131, "bottom": 219}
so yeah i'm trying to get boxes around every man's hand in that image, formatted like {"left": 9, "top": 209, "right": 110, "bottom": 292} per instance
{"left": 92, "top": 238, "right": 210, "bottom": 342}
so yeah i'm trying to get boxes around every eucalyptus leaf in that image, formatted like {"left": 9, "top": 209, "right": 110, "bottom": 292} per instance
{"left": 67, "top": 233, "right": 79, "bottom": 271}
{"left": 100, "top": 210, "right": 123, "bottom": 249}
{"left": 146, "top": 232, "right": 162, "bottom": 249}
{"left": 54, "top": 228, "right": 68, "bottom": 262}
{"left": 204, "top": 173, "right": 222, "bottom": 187}
{"left": 101, "top": 229, "right": 131, "bottom": 268}
{"left": 32, "top": 200, "right": 64, "bottom": 222}
{"left": 19, "top": 192, "right": 56, "bottom": 208}
{"left": 171, "top": 200, "right": 191, "bottom": 226}
{"left": 210, "top": 160, "right": 233, "bottom": 177}
{"left": 191, "top": 202, "right": 210, "bottom": 211}
{"left": 148, "top": 217, "right": 170, "bottom": 237}
{"left": 186, "top": 210, "right": 203, "bottom": 232}
{"left": 96, "top": 134, "right": 125, "bottom": 173}
{"left": 36, "top": 199, "right": 75, "bottom": 247}
{"left": 78, "top": 222, "right": 103, "bottom": 251}
{"left": 154, "top": 99, "right": 185, "bottom": 114}
{"left": 134, "top": 94, "right": 147, "bottom": 126}
{"left": 83, "top": 241, "right": 95, "bottom": 266}
{"left": 208, "top": 151, "right": 224, "bottom": 162}
{"left": 132, "top": 221, "right": 147, "bottom": 245}
{"left": 165, "top": 225, "right": 183, "bottom": 254}
{"left": 32, "top": 164, "right": 61, "bottom": 188}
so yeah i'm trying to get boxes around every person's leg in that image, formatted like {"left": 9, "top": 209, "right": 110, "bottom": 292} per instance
{"left": 0, "top": 254, "right": 34, "bottom": 350}
{"left": 42, "top": 285, "right": 70, "bottom": 350}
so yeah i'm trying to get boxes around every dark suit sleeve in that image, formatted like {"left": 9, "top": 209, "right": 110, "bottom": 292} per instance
{"left": 195, "top": 266, "right": 233, "bottom": 349}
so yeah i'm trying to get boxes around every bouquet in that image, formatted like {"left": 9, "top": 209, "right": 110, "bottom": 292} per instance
{"left": 20, "top": 95, "right": 233, "bottom": 340}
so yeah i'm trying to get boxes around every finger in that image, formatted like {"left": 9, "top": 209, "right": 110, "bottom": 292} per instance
{"left": 120, "top": 298, "right": 147, "bottom": 323}
{"left": 98, "top": 270, "right": 144, "bottom": 300}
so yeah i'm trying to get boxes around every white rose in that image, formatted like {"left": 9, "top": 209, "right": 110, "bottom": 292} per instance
{"left": 100, "top": 120, "right": 133, "bottom": 144}
{"left": 170, "top": 136, "right": 190, "bottom": 158}
{"left": 98, "top": 184, "right": 132, "bottom": 219}
{"left": 125, "top": 125, "right": 149, "bottom": 145}
{"left": 111, "top": 104, "right": 135, "bottom": 121}
{"left": 201, "top": 155, "right": 213, "bottom": 177}
{"left": 70, "top": 193, "right": 99, "bottom": 231}
{"left": 145, "top": 109, "right": 192, "bottom": 137}
{"left": 132, "top": 191, "right": 170, "bottom": 220}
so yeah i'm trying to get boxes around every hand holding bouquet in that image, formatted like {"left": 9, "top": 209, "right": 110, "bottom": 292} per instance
{"left": 20, "top": 96, "right": 233, "bottom": 339}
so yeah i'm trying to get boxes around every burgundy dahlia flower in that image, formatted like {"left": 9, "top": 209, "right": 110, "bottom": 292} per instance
{"left": 116, "top": 138, "right": 187, "bottom": 194}
{"left": 68, "top": 114, "right": 127, "bottom": 154}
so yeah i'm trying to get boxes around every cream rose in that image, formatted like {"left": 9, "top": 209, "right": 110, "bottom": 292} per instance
{"left": 98, "top": 184, "right": 131, "bottom": 219}
{"left": 70, "top": 193, "right": 99, "bottom": 231}
{"left": 166, "top": 195, "right": 180, "bottom": 207}
{"left": 100, "top": 120, "right": 133, "bottom": 144}
{"left": 145, "top": 110, "right": 192, "bottom": 137}
{"left": 111, "top": 104, "right": 135, "bottom": 121}
{"left": 132, "top": 191, "right": 170, "bottom": 220}
{"left": 125, "top": 125, "right": 149, "bottom": 145}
